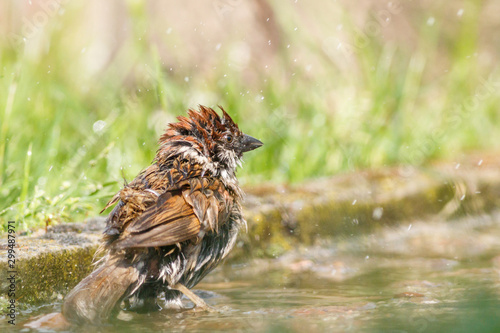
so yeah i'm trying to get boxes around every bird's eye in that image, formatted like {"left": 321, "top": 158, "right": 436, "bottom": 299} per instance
{"left": 224, "top": 134, "right": 233, "bottom": 143}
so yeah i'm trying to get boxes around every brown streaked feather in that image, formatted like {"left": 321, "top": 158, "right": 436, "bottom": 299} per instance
{"left": 123, "top": 192, "right": 191, "bottom": 234}
{"left": 103, "top": 159, "right": 208, "bottom": 237}
{"left": 114, "top": 214, "right": 200, "bottom": 248}
{"left": 62, "top": 255, "right": 140, "bottom": 324}
{"left": 183, "top": 177, "right": 230, "bottom": 231}
{"left": 183, "top": 190, "right": 220, "bottom": 232}
{"left": 113, "top": 191, "right": 198, "bottom": 248}
{"left": 101, "top": 192, "right": 120, "bottom": 214}
{"left": 112, "top": 177, "right": 228, "bottom": 249}
{"left": 205, "top": 195, "right": 219, "bottom": 231}
{"left": 219, "top": 105, "right": 240, "bottom": 132}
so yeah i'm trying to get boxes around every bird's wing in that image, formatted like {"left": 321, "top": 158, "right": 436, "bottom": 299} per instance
{"left": 102, "top": 161, "right": 204, "bottom": 240}
{"left": 112, "top": 177, "right": 228, "bottom": 249}
{"left": 182, "top": 177, "right": 231, "bottom": 231}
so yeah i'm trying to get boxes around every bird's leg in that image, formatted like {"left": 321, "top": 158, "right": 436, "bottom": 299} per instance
{"left": 172, "top": 283, "right": 214, "bottom": 312}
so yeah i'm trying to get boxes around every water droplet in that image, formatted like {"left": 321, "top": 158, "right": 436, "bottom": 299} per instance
{"left": 93, "top": 120, "right": 107, "bottom": 133}
{"left": 372, "top": 207, "right": 384, "bottom": 220}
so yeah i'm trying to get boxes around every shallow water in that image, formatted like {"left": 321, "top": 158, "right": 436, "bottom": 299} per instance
{"left": 8, "top": 212, "right": 500, "bottom": 332}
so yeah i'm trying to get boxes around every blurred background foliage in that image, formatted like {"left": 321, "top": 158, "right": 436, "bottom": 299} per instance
{"left": 1, "top": 0, "right": 499, "bottom": 231}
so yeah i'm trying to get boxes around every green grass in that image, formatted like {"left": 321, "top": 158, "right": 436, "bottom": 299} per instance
{"left": 1, "top": 0, "right": 499, "bottom": 232}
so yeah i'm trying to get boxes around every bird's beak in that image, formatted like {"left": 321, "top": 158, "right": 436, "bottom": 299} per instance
{"left": 240, "top": 134, "right": 263, "bottom": 152}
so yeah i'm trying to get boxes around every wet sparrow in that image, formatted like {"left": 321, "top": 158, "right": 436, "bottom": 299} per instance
{"left": 62, "top": 105, "right": 263, "bottom": 324}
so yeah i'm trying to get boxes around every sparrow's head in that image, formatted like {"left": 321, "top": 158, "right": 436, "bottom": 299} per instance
{"left": 159, "top": 105, "right": 263, "bottom": 176}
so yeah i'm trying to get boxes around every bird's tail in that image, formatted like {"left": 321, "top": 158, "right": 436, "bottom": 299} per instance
{"left": 62, "top": 255, "right": 140, "bottom": 324}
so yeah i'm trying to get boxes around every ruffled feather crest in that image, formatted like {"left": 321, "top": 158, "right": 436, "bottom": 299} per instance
{"left": 159, "top": 105, "right": 240, "bottom": 150}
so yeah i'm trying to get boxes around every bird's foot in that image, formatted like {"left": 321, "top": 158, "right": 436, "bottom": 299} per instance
{"left": 172, "top": 283, "right": 217, "bottom": 313}
{"left": 192, "top": 303, "right": 217, "bottom": 313}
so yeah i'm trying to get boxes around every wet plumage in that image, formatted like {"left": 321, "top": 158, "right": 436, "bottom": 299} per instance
{"left": 62, "top": 106, "right": 263, "bottom": 324}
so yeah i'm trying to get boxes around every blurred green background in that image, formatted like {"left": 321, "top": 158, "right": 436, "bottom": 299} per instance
{"left": 1, "top": 0, "right": 499, "bottom": 231}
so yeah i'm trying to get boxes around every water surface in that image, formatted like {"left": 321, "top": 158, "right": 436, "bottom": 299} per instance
{"left": 9, "top": 212, "right": 500, "bottom": 332}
